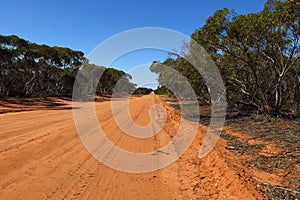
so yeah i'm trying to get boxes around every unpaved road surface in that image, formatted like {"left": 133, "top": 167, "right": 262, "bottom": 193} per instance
{"left": 0, "top": 94, "right": 264, "bottom": 199}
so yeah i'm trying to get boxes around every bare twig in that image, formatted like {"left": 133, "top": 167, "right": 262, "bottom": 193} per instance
{"left": 257, "top": 182, "right": 300, "bottom": 194}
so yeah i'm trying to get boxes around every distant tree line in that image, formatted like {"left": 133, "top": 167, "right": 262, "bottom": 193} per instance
{"left": 75, "top": 63, "right": 136, "bottom": 96}
{"left": 151, "top": 0, "right": 300, "bottom": 115}
{"left": 134, "top": 87, "right": 153, "bottom": 95}
{"left": 0, "top": 35, "right": 136, "bottom": 98}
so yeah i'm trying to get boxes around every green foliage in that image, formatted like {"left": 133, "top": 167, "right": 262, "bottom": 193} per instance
{"left": 134, "top": 87, "right": 153, "bottom": 95}
{"left": 99, "top": 68, "right": 136, "bottom": 95}
{"left": 152, "top": 0, "right": 300, "bottom": 115}
{"left": 0, "top": 35, "right": 85, "bottom": 97}
{"left": 150, "top": 58, "right": 210, "bottom": 105}
{"left": 0, "top": 35, "right": 136, "bottom": 97}
{"left": 154, "top": 86, "right": 174, "bottom": 97}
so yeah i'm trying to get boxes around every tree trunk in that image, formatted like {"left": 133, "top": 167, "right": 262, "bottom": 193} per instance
{"left": 274, "top": 76, "right": 283, "bottom": 116}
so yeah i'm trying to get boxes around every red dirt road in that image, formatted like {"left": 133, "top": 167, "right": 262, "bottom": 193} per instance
{"left": 0, "top": 94, "right": 264, "bottom": 199}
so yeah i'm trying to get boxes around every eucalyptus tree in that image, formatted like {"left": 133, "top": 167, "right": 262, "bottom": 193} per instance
{"left": 153, "top": 0, "right": 300, "bottom": 115}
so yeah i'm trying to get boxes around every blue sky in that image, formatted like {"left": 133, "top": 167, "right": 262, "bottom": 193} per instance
{"left": 0, "top": 0, "right": 266, "bottom": 88}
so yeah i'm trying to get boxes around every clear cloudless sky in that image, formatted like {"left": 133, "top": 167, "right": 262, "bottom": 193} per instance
{"left": 0, "top": 0, "right": 266, "bottom": 88}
